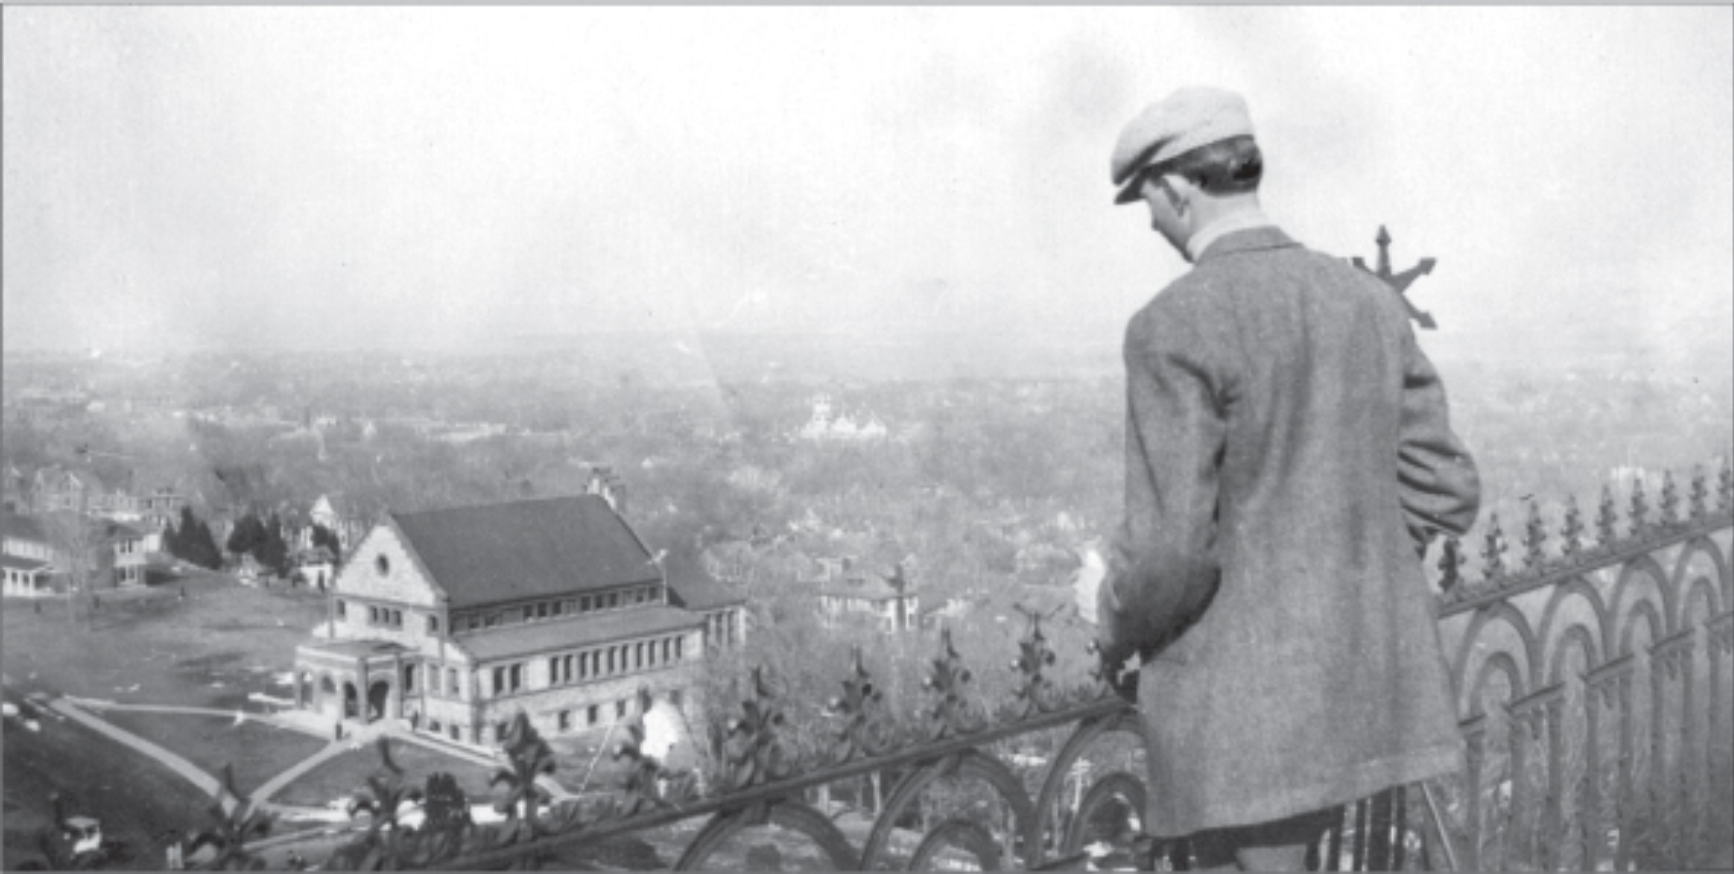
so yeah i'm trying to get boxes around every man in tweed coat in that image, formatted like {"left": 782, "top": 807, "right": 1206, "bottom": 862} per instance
{"left": 1082, "top": 87, "right": 1481, "bottom": 870}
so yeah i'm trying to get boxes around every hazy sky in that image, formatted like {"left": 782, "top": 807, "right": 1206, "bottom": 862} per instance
{"left": 4, "top": 7, "right": 1731, "bottom": 370}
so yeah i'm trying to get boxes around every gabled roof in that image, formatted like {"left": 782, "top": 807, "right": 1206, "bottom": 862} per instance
{"left": 388, "top": 494, "right": 659, "bottom": 609}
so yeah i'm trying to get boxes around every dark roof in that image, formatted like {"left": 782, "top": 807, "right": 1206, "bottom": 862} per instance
{"left": 818, "top": 574, "right": 906, "bottom": 601}
{"left": 663, "top": 553, "right": 747, "bottom": 610}
{"left": 96, "top": 519, "right": 144, "bottom": 541}
{"left": 298, "top": 639, "right": 413, "bottom": 659}
{"left": 1, "top": 553, "right": 52, "bottom": 572}
{"left": 458, "top": 606, "right": 703, "bottom": 661}
{"left": 390, "top": 495, "right": 659, "bottom": 609}
{"left": 2, "top": 513, "right": 48, "bottom": 543}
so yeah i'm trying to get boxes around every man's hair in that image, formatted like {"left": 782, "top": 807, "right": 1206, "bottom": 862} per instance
{"left": 1151, "top": 135, "right": 1263, "bottom": 195}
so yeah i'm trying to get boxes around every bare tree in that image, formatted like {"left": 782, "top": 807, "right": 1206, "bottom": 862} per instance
{"left": 42, "top": 511, "right": 104, "bottom": 630}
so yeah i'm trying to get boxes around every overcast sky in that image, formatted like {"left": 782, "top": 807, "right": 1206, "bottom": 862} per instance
{"left": 4, "top": 7, "right": 1731, "bottom": 372}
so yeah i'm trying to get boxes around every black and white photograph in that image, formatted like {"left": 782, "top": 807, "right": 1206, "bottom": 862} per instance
{"left": 3, "top": 7, "right": 1731, "bottom": 871}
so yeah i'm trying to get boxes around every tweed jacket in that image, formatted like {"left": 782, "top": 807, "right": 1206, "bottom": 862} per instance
{"left": 1097, "top": 225, "right": 1480, "bottom": 837}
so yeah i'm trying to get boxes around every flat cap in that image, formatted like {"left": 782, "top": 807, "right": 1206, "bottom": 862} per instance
{"left": 1111, "top": 86, "right": 1254, "bottom": 204}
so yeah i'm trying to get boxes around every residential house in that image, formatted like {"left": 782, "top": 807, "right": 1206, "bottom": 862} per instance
{"left": 291, "top": 545, "right": 338, "bottom": 590}
{"left": 291, "top": 494, "right": 747, "bottom": 747}
{"left": 810, "top": 556, "right": 920, "bottom": 634}
{"left": 1, "top": 512, "right": 148, "bottom": 594}
{"left": 2, "top": 463, "right": 26, "bottom": 513}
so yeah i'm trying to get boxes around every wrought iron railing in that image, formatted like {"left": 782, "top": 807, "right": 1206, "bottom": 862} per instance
{"left": 24, "top": 461, "right": 1734, "bottom": 870}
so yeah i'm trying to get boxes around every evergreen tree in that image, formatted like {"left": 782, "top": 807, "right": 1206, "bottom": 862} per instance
{"left": 258, "top": 511, "right": 291, "bottom": 576}
{"left": 226, "top": 512, "right": 266, "bottom": 557}
{"left": 168, "top": 506, "right": 223, "bottom": 570}
{"left": 191, "top": 518, "right": 223, "bottom": 569}
{"left": 310, "top": 523, "right": 343, "bottom": 560}
{"left": 161, "top": 517, "right": 182, "bottom": 559}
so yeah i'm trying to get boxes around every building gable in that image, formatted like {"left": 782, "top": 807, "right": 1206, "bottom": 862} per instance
{"left": 334, "top": 520, "right": 445, "bottom": 608}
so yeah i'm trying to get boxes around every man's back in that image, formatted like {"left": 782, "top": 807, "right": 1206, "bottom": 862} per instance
{"left": 1117, "top": 226, "right": 1477, "bottom": 837}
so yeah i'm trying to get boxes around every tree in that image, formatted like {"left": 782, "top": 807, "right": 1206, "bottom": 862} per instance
{"left": 258, "top": 512, "right": 291, "bottom": 577}
{"left": 226, "top": 511, "right": 266, "bottom": 557}
{"left": 310, "top": 522, "right": 343, "bottom": 560}
{"left": 160, "top": 516, "right": 183, "bottom": 559}
{"left": 169, "top": 506, "right": 223, "bottom": 570}
{"left": 42, "top": 512, "right": 103, "bottom": 629}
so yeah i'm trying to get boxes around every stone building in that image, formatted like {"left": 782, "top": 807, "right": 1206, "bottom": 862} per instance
{"left": 291, "top": 494, "right": 746, "bottom": 747}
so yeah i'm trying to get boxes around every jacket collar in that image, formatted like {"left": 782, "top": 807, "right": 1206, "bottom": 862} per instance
{"left": 1194, "top": 225, "right": 1299, "bottom": 265}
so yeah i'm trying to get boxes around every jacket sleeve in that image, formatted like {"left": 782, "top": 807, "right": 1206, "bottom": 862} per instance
{"left": 1397, "top": 326, "right": 1481, "bottom": 550}
{"left": 1097, "top": 306, "right": 1226, "bottom": 665}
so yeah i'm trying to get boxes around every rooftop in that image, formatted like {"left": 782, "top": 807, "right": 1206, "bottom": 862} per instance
{"left": 1, "top": 553, "right": 52, "bottom": 572}
{"left": 389, "top": 494, "right": 660, "bottom": 609}
{"left": 297, "top": 639, "right": 413, "bottom": 659}
{"left": 456, "top": 605, "right": 703, "bottom": 661}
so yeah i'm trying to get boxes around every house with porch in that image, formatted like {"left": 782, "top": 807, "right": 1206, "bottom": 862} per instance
{"left": 291, "top": 493, "right": 746, "bottom": 747}
{"left": 1, "top": 512, "right": 148, "bottom": 594}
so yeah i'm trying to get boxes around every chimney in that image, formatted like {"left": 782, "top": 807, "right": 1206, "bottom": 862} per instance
{"left": 587, "top": 466, "right": 628, "bottom": 516}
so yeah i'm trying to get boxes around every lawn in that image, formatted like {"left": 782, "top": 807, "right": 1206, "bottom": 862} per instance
{"left": 2, "top": 699, "right": 216, "bottom": 872}
{"left": 271, "top": 740, "right": 501, "bottom": 810}
{"left": 101, "top": 711, "right": 327, "bottom": 797}
{"left": 1, "top": 573, "right": 328, "bottom": 712}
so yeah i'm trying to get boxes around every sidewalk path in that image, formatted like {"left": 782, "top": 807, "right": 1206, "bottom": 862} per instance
{"left": 250, "top": 738, "right": 356, "bottom": 805}
{"left": 64, "top": 698, "right": 326, "bottom": 738}
{"left": 48, "top": 698, "right": 220, "bottom": 799}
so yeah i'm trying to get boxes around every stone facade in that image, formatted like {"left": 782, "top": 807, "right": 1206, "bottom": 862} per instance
{"left": 294, "top": 496, "right": 745, "bottom": 747}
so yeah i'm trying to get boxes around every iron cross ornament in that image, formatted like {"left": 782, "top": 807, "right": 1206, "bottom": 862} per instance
{"left": 1351, "top": 225, "right": 1438, "bottom": 329}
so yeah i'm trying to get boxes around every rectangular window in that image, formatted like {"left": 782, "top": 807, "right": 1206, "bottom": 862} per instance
{"left": 467, "top": 615, "right": 479, "bottom": 631}
{"left": 369, "top": 605, "right": 379, "bottom": 623}
{"left": 636, "top": 589, "right": 646, "bottom": 604}
{"left": 428, "top": 615, "right": 440, "bottom": 634}
{"left": 430, "top": 719, "right": 442, "bottom": 733}
{"left": 662, "top": 638, "right": 671, "bottom": 663}
{"left": 616, "top": 699, "right": 628, "bottom": 719}
{"left": 492, "top": 667, "right": 505, "bottom": 697}
{"left": 587, "top": 705, "right": 599, "bottom": 726}
{"left": 523, "top": 606, "right": 535, "bottom": 622}
{"left": 565, "top": 654, "right": 575, "bottom": 682}
{"left": 558, "top": 710, "right": 571, "bottom": 731}
{"left": 448, "top": 669, "right": 459, "bottom": 698}
{"left": 450, "top": 725, "right": 460, "bottom": 741}
{"left": 509, "top": 663, "right": 522, "bottom": 692}
{"left": 486, "top": 613, "right": 500, "bottom": 627}
{"left": 551, "top": 601, "right": 563, "bottom": 616}
{"left": 498, "top": 721, "right": 510, "bottom": 743}
{"left": 676, "top": 637, "right": 683, "bottom": 660}
{"left": 337, "top": 600, "right": 347, "bottom": 618}
{"left": 581, "top": 595, "right": 592, "bottom": 612}
{"left": 548, "top": 656, "right": 559, "bottom": 685}
{"left": 608, "top": 592, "right": 619, "bottom": 609}
{"left": 536, "top": 603, "right": 548, "bottom": 619}
{"left": 393, "top": 609, "right": 403, "bottom": 627}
